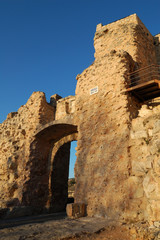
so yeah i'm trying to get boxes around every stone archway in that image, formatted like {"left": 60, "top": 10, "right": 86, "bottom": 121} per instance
{"left": 48, "top": 133, "right": 78, "bottom": 212}
{"left": 21, "top": 117, "right": 78, "bottom": 213}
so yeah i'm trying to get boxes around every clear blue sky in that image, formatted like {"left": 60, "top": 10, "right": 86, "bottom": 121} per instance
{"left": 0, "top": 0, "right": 160, "bottom": 178}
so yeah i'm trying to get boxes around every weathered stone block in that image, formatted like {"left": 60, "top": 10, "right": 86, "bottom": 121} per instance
{"left": 148, "top": 200, "right": 160, "bottom": 222}
{"left": 132, "top": 118, "right": 144, "bottom": 132}
{"left": 127, "top": 176, "right": 144, "bottom": 199}
{"left": 131, "top": 159, "right": 152, "bottom": 176}
{"left": 130, "top": 130, "right": 148, "bottom": 139}
{"left": 143, "top": 173, "right": 160, "bottom": 200}
{"left": 138, "top": 107, "right": 152, "bottom": 118}
{"left": 153, "top": 120, "right": 160, "bottom": 134}
{"left": 66, "top": 203, "right": 87, "bottom": 218}
{"left": 153, "top": 221, "right": 160, "bottom": 228}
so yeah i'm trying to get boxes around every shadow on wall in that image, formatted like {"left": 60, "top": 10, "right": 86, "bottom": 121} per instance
{"left": 50, "top": 142, "right": 71, "bottom": 212}
{"left": 21, "top": 122, "right": 78, "bottom": 214}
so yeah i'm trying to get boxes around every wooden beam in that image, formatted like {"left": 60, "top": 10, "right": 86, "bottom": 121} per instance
{"left": 126, "top": 80, "right": 159, "bottom": 92}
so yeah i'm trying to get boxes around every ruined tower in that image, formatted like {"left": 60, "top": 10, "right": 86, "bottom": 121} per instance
{"left": 0, "top": 14, "right": 160, "bottom": 224}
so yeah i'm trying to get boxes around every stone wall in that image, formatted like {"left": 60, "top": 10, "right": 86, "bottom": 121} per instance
{"left": 55, "top": 96, "right": 76, "bottom": 120}
{"left": 0, "top": 91, "right": 77, "bottom": 217}
{"left": 0, "top": 14, "right": 160, "bottom": 223}
{"left": 0, "top": 92, "right": 55, "bottom": 216}
{"left": 128, "top": 101, "right": 160, "bottom": 224}
{"left": 74, "top": 14, "right": 159, "bottom": 222}
{"left": 94, "top": 14, "right": 156, "bottom": 68}
{"left": 75, "top": 50, "right": 135, "bottom": 220}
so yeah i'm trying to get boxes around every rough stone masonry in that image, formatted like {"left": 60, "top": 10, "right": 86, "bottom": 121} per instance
{"left": 0, "top": 13, "right": 160, "bottom": 225}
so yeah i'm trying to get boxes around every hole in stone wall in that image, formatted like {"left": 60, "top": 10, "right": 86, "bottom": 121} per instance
{"left": 50, "top": 140, "right": 77, "bottom": 212}
{"left": 68, "top": 141, "right": 77, "bottom": 204}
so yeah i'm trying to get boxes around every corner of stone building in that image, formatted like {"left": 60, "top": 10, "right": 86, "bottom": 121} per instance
{"left": 74, "top": 35, "right": 142, "bottom": 221}
{"left": 74, "top": 14, "right": 160, "bottom": 223}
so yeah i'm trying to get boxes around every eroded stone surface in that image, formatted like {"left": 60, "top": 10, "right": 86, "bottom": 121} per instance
{"left": 0, "top": 13, "right": 160, "bottom": 226}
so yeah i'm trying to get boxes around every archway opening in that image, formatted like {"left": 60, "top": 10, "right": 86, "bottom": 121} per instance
{"left": 50, "top": 139, "right": 77, "bottom": 212}
{"left": 68, "top": 141, "right": 77, "bottom": 204}
{"left": 26, "top": 122, "right": 78, "bottom": 213}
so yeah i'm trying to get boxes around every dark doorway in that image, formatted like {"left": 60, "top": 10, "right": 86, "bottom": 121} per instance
{"left": 50, "top": 141, "right": 77, "bottom": 212}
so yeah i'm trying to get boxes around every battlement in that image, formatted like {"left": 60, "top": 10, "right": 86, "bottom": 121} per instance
{"left": 94, "top": 13, "right": 156, "bottom": 67}
{"left": 96, "top": 14, "right": 152, "bottom": 40}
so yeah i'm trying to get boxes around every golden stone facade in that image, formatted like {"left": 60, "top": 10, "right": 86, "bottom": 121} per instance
{"left": 0, "top": 14, "right": 160, "bottom": 225}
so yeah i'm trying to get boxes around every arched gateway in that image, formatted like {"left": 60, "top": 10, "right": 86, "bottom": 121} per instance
{"left": 21, "top": 117, "right": 78, "bottom": 212}
{"left": 1, "top": 14, "right": 160, "bottom": 224}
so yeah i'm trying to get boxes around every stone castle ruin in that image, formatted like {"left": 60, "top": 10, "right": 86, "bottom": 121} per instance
{"left": 1, "top": 14, "right": 160, "bottom": 224}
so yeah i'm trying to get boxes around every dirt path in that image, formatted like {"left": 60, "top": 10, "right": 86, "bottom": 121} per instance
{"left": 0, "top": 213, "right": 158, "bottom": 240}
{"left": 0, "top": 214, "right": 111, "bottom": 240}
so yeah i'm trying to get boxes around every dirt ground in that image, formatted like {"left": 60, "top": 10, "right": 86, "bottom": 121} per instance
{"left": 64, "top": 226, "right": 131, "bottom": 240}
{"left": 0, "top": 213, "right": 159, "bottom": 240}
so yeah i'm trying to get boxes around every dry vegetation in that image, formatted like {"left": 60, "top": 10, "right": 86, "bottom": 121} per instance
{"left": 68, "top": 178, "right": 75, "bottom": 198}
